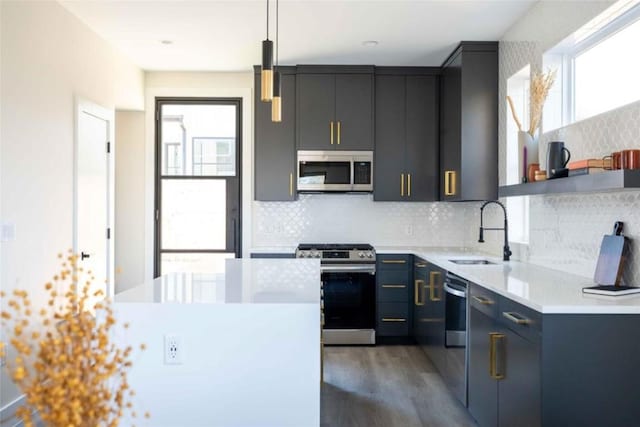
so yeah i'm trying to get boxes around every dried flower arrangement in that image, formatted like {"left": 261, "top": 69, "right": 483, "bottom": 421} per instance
{"left": 507, "top": 68, "right": 557, "bottom": 137}
{"left": 0, "top": 251, "right": 148, "bottom": 427}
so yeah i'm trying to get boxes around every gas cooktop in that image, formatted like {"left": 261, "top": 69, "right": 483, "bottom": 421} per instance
{"left": 296, "top": 243, "right": 376, "bottom": 263}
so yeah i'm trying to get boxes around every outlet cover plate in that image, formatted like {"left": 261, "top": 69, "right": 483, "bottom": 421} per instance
{"left": 164, "top": 334, "right": 182, "bottom": 365}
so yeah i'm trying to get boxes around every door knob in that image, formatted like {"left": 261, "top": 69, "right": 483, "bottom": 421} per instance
{"left": 81, "top": 252, "right": 91, "bottom": 260}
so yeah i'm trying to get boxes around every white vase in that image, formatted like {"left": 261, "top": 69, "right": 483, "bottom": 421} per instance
{"left": 517, "top": 131, "right": 539, "bottom": 183}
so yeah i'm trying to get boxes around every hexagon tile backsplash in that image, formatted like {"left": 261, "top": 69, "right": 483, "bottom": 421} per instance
{"left": 253, "top": 194, "right": 469, "bottom": 248}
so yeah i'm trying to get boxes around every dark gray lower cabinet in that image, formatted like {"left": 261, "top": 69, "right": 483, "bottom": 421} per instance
{"left": 468, "top": 283, "right": 541, "bottom": 427}
{"left": 412, "top": 258, "right": 446, "bottom": 370}
{"left": 468, "top": 283, "right": 640, "bottom": 427}
{"left": 376, "top": 254, "right": 412, "bottom": 337}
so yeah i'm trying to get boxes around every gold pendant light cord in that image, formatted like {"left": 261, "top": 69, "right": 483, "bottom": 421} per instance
{"left": 275, "top": 0, "right": 279, "bottom": 67}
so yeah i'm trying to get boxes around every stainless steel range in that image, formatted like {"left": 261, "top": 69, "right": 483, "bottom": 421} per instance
{"left": 296, "top": 244, "right": 376, "bottom": 345}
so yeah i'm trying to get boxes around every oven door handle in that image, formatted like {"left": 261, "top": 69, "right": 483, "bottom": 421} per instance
{"left": 444, "top": 282, "right": 467, "bottom": 298}
{"left": 321, "top": 265, "right": 376, "bottom": 274}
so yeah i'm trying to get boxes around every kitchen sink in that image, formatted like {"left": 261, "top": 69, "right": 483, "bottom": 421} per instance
{"left": 448, "top": 259, "right": 495, "bottom": 265}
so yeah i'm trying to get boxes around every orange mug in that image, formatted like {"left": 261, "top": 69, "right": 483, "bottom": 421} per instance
{"left": 622, "top": 149, "right": 640, "bottom": 170}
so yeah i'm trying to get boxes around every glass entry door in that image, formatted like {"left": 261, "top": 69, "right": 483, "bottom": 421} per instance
{"left": 155, "top": 98, "right": 241, "bottom": 277}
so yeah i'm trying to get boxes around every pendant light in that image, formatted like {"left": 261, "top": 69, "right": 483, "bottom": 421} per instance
{"left": 271, "top": 0, "right": 282, "bottom": 122}
{"left": 261, "top": 0, "right": 273, "bottom": 102}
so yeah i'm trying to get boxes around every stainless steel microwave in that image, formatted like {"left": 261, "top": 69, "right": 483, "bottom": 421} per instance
{"left": 297, "top": 150, "right": 373, "bottom": 192}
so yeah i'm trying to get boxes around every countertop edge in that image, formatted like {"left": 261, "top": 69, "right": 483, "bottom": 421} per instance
{"left": 377, "top": 248, "right": 640, "bottom": 315}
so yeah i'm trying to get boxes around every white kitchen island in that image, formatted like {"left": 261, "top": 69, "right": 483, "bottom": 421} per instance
{"left": 113, "top": 259, "right": 321, "bottom": 427}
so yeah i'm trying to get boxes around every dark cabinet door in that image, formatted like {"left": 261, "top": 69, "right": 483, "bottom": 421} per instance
{"left": 405, "top": 75, "right": 439, "bottom": 201}
{"left": 412, "top": 258, "right": 428, "bottom": 344}
{"left": 296, "top": 74, "right": 335, "bottom": 150}
{"left": 335, "top": 74, "right": 374, "bottom": 150}
{"left": 468, "top": 306, "right": 498, "bottom": 427}
{"left": 374, "top": 75, "right": 406, "bottom": 201}
{"left": 499, "top": 328, "right": 541, "bottom": 427}
{"left": 423, "top": 265, "right": 446, "bottom": 371}
{"left": 254, "top": 71, "right": 297, "bottom": 201}
{"left": 440, "top": 52, "right": 462, "bottom": 201}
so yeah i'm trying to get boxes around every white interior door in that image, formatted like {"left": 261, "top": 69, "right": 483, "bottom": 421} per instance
{"left": 75, "top": 99, "right": 114, "bottom": 298}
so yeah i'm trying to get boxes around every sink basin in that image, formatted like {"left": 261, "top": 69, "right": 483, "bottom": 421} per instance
{"left": 448, "top": 259, "right": 495, "bottom": 265}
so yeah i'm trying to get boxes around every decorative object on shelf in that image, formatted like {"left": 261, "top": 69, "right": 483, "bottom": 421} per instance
{"left": 622, "top": 149, "right": 640, "bottom": 170}
{"left": 271, "top": 0, "right": 281, "bottom": 122}
{"left": 534, "top": 170, "right": 547, "bottom": 181}
{"left": 260, "top": 0, "right": 274, "bottom": 102}
{"left": 546, "top": 141, "right": 571, "bottom": 179}
{"left": 507, "top": 68, "right": 557, "bottom": 182}
{"left": 527, "top": 163, "right": 540, "bottom": 183}
{"left": 0, "top": 252, "right": 148, "bottom": 427}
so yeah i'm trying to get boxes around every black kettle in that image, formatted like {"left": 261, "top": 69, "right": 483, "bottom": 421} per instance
{"left": 546, "top": 141, "right": 571, "bottom": 179}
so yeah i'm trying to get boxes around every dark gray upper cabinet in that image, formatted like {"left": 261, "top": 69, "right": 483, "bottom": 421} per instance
{"left": 254, "top": 66, "right": 297, "bottom": 201}
{"left": 374, "top": 68, "right": 439, "bottom": 201}
{"left": 440, "top": 42, "right": 498, "bottom": 201}
{"left": 296, "top": 66, "right": 374, "bottom": 151}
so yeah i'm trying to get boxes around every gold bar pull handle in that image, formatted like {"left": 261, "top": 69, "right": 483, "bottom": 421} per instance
{"left": 407, "top": 173, "right": 411, "bottom": 197}
{"left": 382, "top": 284, "right": 407, "bottom": 289}
{"left": 444, "top": 170, "right": 457, "bottom": 196}
{"left": 414, "top": 279, "right": 425, "bottom": 306}
{"left": 337, "top": 121, "right": 341, "bottom": 145}
{"left": 330, "top": 121, "right": 334, "bottom": 145}
{"left": 382, "top": 259, "right": 406, "bottom": 264}
{"left": 429, "top": 271, "right": 442, "bottom": 301}
{"left": 401, "top": 173, "right": 405, "bottom": 196}
{"left": 489, "top": 333, "right": 505, "bottom": 380}
{"left": 503, "top": 312, "right": 531, "bottom": 325}
{"left": 472, "top": 295, "right": 495, "bottom": 305}
{"left": 415, "top": 262, "right": 427, "bottom": 268}
{"left": 382, "top": 318, "right": 406, "bottom": 322}
{"left": 289, "top": 173, "right": 293, "bottom": 196}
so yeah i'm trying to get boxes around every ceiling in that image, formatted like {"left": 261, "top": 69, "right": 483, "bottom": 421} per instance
{"left": 60, "top": 0, "right": 537, "bottom": 72}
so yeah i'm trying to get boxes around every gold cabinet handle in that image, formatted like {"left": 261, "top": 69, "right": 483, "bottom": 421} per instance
{"left": 289, "top": 173, "right": 293, "bottom": 196}
{"left": 429, "top": 271, "right": 442, "bottom": 301}
{"left": 337, "top": 121, "right": 341, "bottom": 145}
{"left": 382, "top": 259, "right": 406, "bottom": 264}
{"left": 382, "top": 284, "right": 406, "bottom": 289}
{"left": 407, "top": 173, "right": 411, "bottom": 197}
{"left": 489, "top": 333, "right": 505, "bottom": 380}
{"left": 401, "top": 173, "right": 405, "bottom": 196}
{"left": 503, "top": 312, "right": 531, "bottom": 325}
{"left": 414, "top": 279, "right": 425, "bottom": 306}
{"left": 415, "top": 262, "right": 427, "bottom": 268}
{"left": 382, "top": 318, "right": 406, "bottom": 322}
{"left": 444, "top": 170, "right": 457, "bottom": 196}
{"left": 330, "top": 121, "right": 334, "bottom": 145}
{"left": 472, "top": 295, "right": 495, "bottom": 305}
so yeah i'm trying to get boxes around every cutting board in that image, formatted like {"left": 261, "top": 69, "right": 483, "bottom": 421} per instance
{"left": 594, "top": 222, "right": 629, "bottom": 286}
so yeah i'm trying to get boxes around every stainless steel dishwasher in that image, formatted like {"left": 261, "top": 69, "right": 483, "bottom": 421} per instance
{"left": 443, "top": 272, "right": 468, "bottom": 406}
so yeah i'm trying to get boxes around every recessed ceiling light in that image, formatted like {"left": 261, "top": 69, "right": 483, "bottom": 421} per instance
{"left": 160, "top": 40, "right": 173, "bottom": 45}
{"left": 362, "top": 40, "right": 379, "bottom": 47}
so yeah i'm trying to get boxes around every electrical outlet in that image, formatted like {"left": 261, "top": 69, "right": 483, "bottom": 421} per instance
{"left": 164, "top": 334, "right": 182, "bottom": 365}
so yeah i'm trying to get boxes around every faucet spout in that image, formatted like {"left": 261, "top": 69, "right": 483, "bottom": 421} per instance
{"left": 478, "top": 200, "right": 511, "bottom": 261}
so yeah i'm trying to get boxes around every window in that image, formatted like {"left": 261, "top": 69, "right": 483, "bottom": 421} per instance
{"left": 544, "top": 1, "right": 640, "bottom": 129}
{"left": 506, "top": 66, "right": 530, "bottom": 244}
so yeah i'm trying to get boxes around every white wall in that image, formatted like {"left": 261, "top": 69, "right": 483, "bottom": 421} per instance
{"left": 143, "top": 72, "right": 254, "bottom": 281}
{"left": 115, "top": 111, "right": 146, "bottom": 293}
{"left": 468, "top": 0, "right": 640, "bottom": 285}
{"left": 0, "top": 0, "right": 144, "bottom": 409}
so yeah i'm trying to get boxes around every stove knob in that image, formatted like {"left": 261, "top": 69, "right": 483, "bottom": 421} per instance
{"left": 358, "top": 252, "right": 365, "bottom": 258}
{"left": 314, "top": 252, "right": 321, "bottom": 258}
{"left": 300, "top": 252, "right": 307, "bottom": 258}
{"left": 366, "top": 252, "right": 373, "bottom": 258}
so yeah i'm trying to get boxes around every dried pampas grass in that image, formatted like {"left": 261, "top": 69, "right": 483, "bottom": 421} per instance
{"left": 506, "top": 68, "right": 557, "bottom": 137}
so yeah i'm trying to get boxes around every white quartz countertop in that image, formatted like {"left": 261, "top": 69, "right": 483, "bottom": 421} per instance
{"left": 115, "top": 259, "right": 320, "bottom": 304}
{"left": 377, "top": 247, "right": 640, "bottom": 314}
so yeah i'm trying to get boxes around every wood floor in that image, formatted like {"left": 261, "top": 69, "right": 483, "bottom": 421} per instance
{"left": 321, "top": 345, "right": 477, "bottom": 427}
